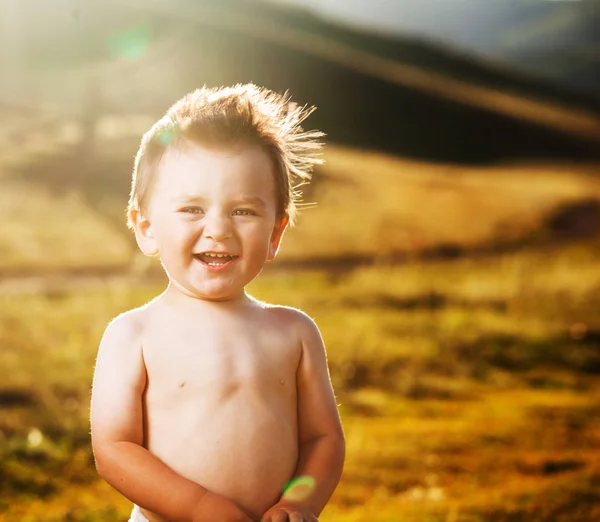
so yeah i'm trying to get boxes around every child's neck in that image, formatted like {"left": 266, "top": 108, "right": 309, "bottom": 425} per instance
{"left": 162, "top": 283, "right": 252, "bottom": 310}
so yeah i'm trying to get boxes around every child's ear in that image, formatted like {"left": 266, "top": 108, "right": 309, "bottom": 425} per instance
{"left": 268, "top": 216, "right": 289, "bottom": 261}
{"left": 129, "top": 208, "right": 159, "bottom": 257}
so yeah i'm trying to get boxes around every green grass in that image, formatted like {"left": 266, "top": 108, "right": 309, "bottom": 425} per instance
{"left": 1, "top": 238, "right": 600, "bottom": 521}
{"left": 1, "top": 131, "right": 600, "bottom": 519}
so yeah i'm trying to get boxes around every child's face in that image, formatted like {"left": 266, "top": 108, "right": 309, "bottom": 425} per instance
{"left": 133, "top": 142, "right": 287, "bottom": 302}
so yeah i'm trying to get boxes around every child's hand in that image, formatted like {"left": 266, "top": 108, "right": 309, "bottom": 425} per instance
{"left": 260, "top": 501, "right": 318, "bottom": 522}
{"left": 192, "top": 491, "right": 255, "bottom": 522}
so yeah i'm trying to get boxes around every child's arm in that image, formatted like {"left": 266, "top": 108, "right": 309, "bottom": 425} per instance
{"left": 262, "top": 311, "right": 346, "bottom": 521}
{"left": 90, "top": 313, "right": 254, "bottom": 522}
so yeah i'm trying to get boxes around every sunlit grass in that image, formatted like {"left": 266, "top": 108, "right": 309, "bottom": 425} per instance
{"left": 0, "top": 141, "right": 599, "bottom": 273}
{"left": 0, "top": 182, "right": 131, "bottom": 272}
{"left": 1, "top": 238, "right": 600, "bottom": 520}
{"left": 281, "top": 146, "right": 600, "bottom": 260}
{"left": 1, "top": 132, "right": 600, "bottom": 519}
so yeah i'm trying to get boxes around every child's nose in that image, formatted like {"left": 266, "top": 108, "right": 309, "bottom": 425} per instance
{"left": 202, "top": 213, "right": 232, "bottom": 242}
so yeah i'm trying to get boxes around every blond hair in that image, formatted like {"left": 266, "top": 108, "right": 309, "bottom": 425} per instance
{"left": 128, "top": 84, "right": 324, "bottom": 227}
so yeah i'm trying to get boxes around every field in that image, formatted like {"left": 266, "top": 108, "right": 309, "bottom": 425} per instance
{"left": 1, "top": 138, "right": 600, "bottom": 521}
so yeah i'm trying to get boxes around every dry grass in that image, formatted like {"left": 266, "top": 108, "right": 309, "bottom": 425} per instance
{"left": 1, "top": 238, "right": 600, "bottom": 520}
{"left": 1, "top": 136, "right": 600, "bottom": 520}
{"left": 282, "top": 146, "right": 600, "bottom": 260}
{"left": 0, "top": 182, "right": 131, "bottom": 272}
{"left": 0, "top": 140, "right": 599, "bottom": 273}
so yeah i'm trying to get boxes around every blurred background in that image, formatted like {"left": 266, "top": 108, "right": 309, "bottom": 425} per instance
{"left": 1, "top": 0, "right": 600, "bottom": 520}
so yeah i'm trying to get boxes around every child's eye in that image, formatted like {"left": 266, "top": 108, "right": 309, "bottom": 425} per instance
{"left": 180, "top": 207, "right": 204, "bottom": 215}
{"left": 233, "top": 209, "right": 255, "bottom": 216}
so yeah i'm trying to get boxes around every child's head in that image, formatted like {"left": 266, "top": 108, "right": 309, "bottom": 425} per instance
{"left": 128, "top": 83, "right": 323, "bottom": 228}
{"left": 127, "top": 84, "right": 323, "bottom": 301}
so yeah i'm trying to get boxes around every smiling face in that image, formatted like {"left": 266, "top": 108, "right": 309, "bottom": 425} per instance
{"left": 130, "top": 142, "right": 288, "bottom": 302}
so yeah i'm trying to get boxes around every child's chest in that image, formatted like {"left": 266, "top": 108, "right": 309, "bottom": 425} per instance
{"left": 141, "top": 313, "right": 300, "bottom": 400}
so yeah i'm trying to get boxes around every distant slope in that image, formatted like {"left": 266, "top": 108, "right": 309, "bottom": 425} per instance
{"left": 1, "top": 0, "right": 600, "bottom": 164}
{"left": 292, "top": 0, "right": 600, "bottom": 101}
{"left": 497, "top": 1, "right": 600, "bottom": 96}
{"left": 262, "top": 0, "right": 600, "bottom": 113}
{"left": 3, "top": 142, "right": 600, "bottom": 276}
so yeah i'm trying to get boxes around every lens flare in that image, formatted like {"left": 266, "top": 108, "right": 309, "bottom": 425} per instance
{"left": 282, "top": 475, "right": 316, "bottom": 502}
{"left": 108, "top": 22, "right": 152, "bottom": 60}
{"left": 157, "top": 128, "right": 176, "bottom": 145}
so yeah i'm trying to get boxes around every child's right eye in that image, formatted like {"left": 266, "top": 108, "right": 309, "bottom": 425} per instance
{"left": 180, "top": 207, "right": 204, "bottom": 215}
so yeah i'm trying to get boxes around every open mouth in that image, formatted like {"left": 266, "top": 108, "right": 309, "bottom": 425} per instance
{"left": 193, "top": 252, "right": 238, "bottom": 268}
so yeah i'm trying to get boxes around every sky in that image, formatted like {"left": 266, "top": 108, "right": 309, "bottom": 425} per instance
{"left": 269, "top": 0, "right": 583, "bottom": 38}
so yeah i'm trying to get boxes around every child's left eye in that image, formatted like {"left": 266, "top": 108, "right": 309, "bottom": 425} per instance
{"left": 233, "top": 209, "right": 255, "bottom": 216}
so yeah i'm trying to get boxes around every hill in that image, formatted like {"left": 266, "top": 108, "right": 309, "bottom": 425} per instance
{"left": 301, "top": 0, "right": 600, "bottom": 100}
{"left": 1, "top": 0, "right": 599, "bottom": 164}
{"left": 1, "top": 141, "right": 599, "bottom": 278}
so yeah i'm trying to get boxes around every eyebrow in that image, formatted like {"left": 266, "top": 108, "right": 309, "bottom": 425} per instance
{"left": 173, "top": 196, "right": 268, "bottom": 208}
{"left": 172, "top": 195, "right": 207, "bottom": 205}
{"left": 233, "top": 196, "right": 268, "bottom": 208}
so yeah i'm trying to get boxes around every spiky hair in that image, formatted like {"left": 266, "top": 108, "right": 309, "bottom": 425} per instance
{"left": 128, "top": 83, "right": 324, "bottom": 226}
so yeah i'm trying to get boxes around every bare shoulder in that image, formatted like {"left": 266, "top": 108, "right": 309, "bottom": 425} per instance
{"left": 104, "top": 307, "right": 145, "bottom": 336}
{"left": 94, "top": 304, "right": 154, "bottom": 379}
{"left": 260, "top": 303, "right": 322, "bottom": 344}
{"left": 99, "top": 307, "right": 147, "bottom": 351}
{"left": 262, "top": 303, "right": 315, "bottom": 327}
{"left": 99, "top": 293, "right": 165, "bottom": 347}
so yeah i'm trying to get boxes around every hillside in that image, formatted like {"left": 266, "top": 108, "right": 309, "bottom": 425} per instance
{"left": 1, "top": 140, "right": 599, "bottom": 279}
{"left": 297, "top": 0, "right": 600, "bottom": 100}
{"left": 1, "top": 0, "right": 599, "bottom": 165}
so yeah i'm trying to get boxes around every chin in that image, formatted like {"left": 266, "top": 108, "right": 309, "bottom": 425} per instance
{"left": 189, "top": 283, "right": 244, "bottom": 302}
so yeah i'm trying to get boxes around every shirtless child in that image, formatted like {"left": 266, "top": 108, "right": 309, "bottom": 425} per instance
{"left": 90, "top": 84, "right": 345, "bottom": 522}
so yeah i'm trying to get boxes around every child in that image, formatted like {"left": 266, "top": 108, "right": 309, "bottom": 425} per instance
{"left": 90, "top": 84, "right": 345, "bottom": 522}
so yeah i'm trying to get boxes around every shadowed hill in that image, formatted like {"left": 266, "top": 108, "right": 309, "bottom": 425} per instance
{"left": 2, "top": 0, "right": 600, "bottom": 164}
{"left": 110, "top": 0, "right": 600, "bottom": 164}
{"left": 306, "top": 0, "right": 600, "bottom": 100}
{"left": 247, "top": 0, "right": 600, "bottom": 113}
